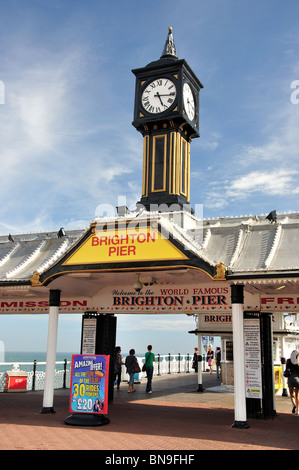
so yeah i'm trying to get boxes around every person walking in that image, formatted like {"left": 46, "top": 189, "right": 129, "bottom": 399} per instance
{"left": 207, "top": 346, "right": 214, "bottom": 374}
{"left": 192, "top": 347, "right": 199, "bottom": 373}
{"left": 144, "top": 345, "right": 155, "bottom": 394}
{"left": 125, "top": 349, "right": 138, "bottom": 393}
{"left": 215, "top": 347, "right": 221, "bottom": 378}
{"left": 113, "top": 346, "right": 123, "bottom": 391}
{"left": 285, "top": 350, "right": 299, "bottom": 415}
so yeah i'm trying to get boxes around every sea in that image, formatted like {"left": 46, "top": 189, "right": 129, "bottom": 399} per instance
{"left": 0, "top": 351, "right": 75, "bottom": 373}
{"left": 0, "top": 351, "right": 152, "bottom": 373}
{"left": 0, "top": 350, "right": 188, "bottom": 373}
{"left": 4, "top": 351, "right": 74, "bottom": 363}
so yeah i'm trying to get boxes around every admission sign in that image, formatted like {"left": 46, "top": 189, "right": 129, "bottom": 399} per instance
{"left": 69, "top": 355, "right": 109, "bottom": 415}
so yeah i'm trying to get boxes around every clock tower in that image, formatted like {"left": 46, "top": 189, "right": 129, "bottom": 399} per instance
{"left": 132, "top": 27, "right": 203, "bottom": 212}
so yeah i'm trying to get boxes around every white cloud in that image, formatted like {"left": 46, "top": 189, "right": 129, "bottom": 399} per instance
{"left": 226, "top": 169, "right": 299, "bottom": 199}
{"left": 0, "top": 56, "right": 81, "bottom": 182}
{"left": 204, "top": 167, "right": 299, "bottom": 212}
{"left": 117, "top": 314, "right": 195, "bottom": 333}
{"left": 203, "top": 58, "right": 299, "bottom": 212}
{"left": 198, "top": 132, "right": 220, "bottom": 151}
{"left": 0, "top": 40, "right": 144, "bottom": 232}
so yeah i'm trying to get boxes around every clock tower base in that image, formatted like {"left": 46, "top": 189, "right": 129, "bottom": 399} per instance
{"left": 136, "top": 195, "right": 192, "bottom": 213}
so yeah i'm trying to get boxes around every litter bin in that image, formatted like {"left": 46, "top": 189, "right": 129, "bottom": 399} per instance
{"left": 5, "top": 371, "right": 28, "bottom": 392}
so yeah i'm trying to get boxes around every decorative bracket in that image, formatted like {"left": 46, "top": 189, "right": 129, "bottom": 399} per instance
{"left": 214, "top": 262, "right": 226, "bottom": 280}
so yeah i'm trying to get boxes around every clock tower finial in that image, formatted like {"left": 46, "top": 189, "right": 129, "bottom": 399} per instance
{"left": 160, "top": 26, "right": 178, "bottom": 59}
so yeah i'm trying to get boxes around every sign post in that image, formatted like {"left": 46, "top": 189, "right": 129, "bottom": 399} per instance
{"left": 65, "top": 354, "right": 110, "bottom": 426}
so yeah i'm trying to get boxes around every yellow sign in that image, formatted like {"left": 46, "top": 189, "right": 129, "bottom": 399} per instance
{"left": 63, "top": 226, "right": 188, "bottom": 265}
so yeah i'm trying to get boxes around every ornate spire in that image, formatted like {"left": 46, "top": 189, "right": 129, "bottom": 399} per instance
{"left": 160, "top": 26, "right": 178, "bottom": 59}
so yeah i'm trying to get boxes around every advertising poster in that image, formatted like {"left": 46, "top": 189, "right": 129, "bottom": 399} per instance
{"left": 69, "top": 354, "right": 110, "bottom": 415}
{"left": 81, "top": 318, "right": 97, "bottom": 354}
{"left": 244, "top": 318, "right": 263, "bottom": 399}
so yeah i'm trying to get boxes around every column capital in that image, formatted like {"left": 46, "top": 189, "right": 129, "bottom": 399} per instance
{"left": 231, "top": 284, "right": 244, "bottom": 304}
{"left": 49, "top": 289, "right": 61, "bottom": 307}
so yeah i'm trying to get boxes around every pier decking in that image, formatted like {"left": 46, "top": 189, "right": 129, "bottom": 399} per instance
{"left": 0, "top": 372, "right": 297, "bottom": 451}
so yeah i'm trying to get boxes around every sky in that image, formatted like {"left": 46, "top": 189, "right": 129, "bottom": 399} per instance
{"left": 0, "top": 0, "right": 298, "bottom": 356}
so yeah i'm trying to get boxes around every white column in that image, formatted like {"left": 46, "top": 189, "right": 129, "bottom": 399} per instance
{"left": 197, "top": 333, "right": 203, "bottom": 392}
{"left": 41, "top": 290, "right": 61, "bottom": 414}
{"left": 231, "top": 284, "right": 249, "bottom": 428}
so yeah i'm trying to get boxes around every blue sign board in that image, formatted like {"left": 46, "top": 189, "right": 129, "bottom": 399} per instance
{"left": 69, "top": 354, "right": 110, "bottom": 415}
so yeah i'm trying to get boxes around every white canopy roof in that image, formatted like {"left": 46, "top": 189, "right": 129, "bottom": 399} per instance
{"left": 0, "top": 211, "right": 298, "bottom": 286}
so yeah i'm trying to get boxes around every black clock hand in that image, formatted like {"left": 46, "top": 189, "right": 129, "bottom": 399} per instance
{"left": 155, "top": 92, "right": 164, "bottom": 107}
{"left": 187, "top": 98, "right": 195, "bottom": 111}
{"left": 155, "top": 93, "right": 176, "bottom": 97}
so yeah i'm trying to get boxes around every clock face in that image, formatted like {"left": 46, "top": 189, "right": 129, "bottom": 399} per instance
{"left": 141, "top": 78, "right": 177, "bottom": 114}
{"left": 183, "top": 83, "right": 195, "bottom": 121}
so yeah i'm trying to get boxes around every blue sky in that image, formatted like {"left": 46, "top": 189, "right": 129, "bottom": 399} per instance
{"left": 0, "top": 0, "right": 298, "bottom": 355}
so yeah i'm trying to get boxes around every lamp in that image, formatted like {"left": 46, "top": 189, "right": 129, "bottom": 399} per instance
{"left": 116, "top": 206, "right": 129, "bottom": 216}
{"left": 266, "top": 210, "right": 277, "bottom": 223}
{"left": 139, "top": 274, "right": 156, "bottom": 286}
{"left": 57, "top": 227, "right": 66, "bottom": 238}
{"left": 133, "top": 275, "right": 143, "bottom": 292}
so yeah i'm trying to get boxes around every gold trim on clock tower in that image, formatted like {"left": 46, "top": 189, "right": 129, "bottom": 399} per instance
{"left": 141, "top": 129, "right": 190, "bottom": 202}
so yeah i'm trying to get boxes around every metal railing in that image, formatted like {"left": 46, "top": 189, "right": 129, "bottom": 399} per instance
{"left": 133, "top": 353, "right": 214, "bottom": 379}
{"left": 0, "top": 359, "right": 70, "bottom": 392}
{"left": 142, "top": 353, "right": 192, "bottom": 376}
{"left": 0, "top": 353, "right": 211, "bottom": 392}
